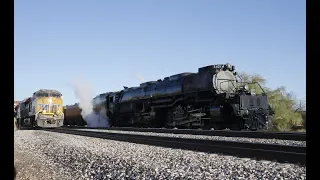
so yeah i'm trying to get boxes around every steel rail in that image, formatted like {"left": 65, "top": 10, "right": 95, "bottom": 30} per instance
{"left": 63, "top": 126, "right": 306, "bottom": 141}
{"left": 44, "top": 128, "right": 306, "bottom": 165}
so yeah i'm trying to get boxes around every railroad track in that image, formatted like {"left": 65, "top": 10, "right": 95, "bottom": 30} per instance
{"left": 63, "top": 126, "right": 306, "bottom": 141}
{"left": 44, "top": 127, "right": 306, "bottom": 165}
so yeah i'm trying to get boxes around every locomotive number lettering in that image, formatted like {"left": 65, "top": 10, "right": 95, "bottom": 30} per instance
{"left": 212, "top": 64, "right": 224, "bottom": 69}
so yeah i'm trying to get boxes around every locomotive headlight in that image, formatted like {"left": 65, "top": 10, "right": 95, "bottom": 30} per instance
{"left": 251, "top": 89, "right": 256, "bottom": 95}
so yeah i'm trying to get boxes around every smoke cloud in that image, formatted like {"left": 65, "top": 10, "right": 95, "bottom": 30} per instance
{"left": 136, "top": 73, "right": 145, "bottom": 83}
{"left": 70, "top": 77, "right": 109, "bottom": 128}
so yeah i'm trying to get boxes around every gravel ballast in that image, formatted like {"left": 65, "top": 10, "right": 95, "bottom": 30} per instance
{"left": 14, "top": 130, "right": 306, "bottom": 180}
{"left": 73, "top": 128, "right": 306, "bottom": 147}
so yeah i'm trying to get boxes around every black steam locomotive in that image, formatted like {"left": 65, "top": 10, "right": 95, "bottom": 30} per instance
{"left": 95, "top": 63, "right": 272, "bottom": 130}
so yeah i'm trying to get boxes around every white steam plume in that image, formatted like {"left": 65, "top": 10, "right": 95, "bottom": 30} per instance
{"left": 70, "top": 77, "right": 109, "bottom": 128}
{"left": 136, "top": 73, "right": 145, "bottom": 83}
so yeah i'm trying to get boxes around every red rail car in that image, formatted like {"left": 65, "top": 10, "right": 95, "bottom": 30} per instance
{"left": 63, "top": 104, "right": 87, "bottom": 126}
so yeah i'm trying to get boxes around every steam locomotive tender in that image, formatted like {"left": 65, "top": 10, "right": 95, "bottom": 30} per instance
{"left": 101, "top": 63, "right": 271, "bottom": 130}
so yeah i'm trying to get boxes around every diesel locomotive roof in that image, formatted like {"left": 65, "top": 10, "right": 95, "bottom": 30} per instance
{"left": 34, "top": 89, "right": 62, "bottom": 95}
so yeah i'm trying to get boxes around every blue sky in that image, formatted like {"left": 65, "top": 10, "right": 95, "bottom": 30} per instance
{"left": 14, "top": 0, "right": 306, "bottom": 105}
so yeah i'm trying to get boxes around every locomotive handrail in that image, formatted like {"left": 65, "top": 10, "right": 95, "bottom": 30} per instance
{"left": 235, "top": 74, "right": 266, "bottom": 95}
{"left": 216, "top": 79, "right": 267, "bottom": 95}
{"left": 237, "top": 81, "right": 266, "bottom": 95}
{"left": 217, "top": 79, "right": 237, "bottom": 93}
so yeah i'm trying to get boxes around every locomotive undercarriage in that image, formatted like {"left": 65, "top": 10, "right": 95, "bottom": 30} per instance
{"left": 16, "top": 116, "right": 36, "bottom": 129}
{"left": 108, "top": 94, "right": 270, "bottom": 131}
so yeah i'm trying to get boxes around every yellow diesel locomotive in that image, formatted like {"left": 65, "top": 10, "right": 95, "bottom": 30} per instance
{"left": 15, "top": 89, "right": 64, "bottom": 129}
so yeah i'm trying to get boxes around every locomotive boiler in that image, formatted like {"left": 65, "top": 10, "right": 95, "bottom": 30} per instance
{"left": 108, "top": 63, "right": 271, "bottom": 130}
{"left": 64, "top": 63, "right": 272, "bottom": 130}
